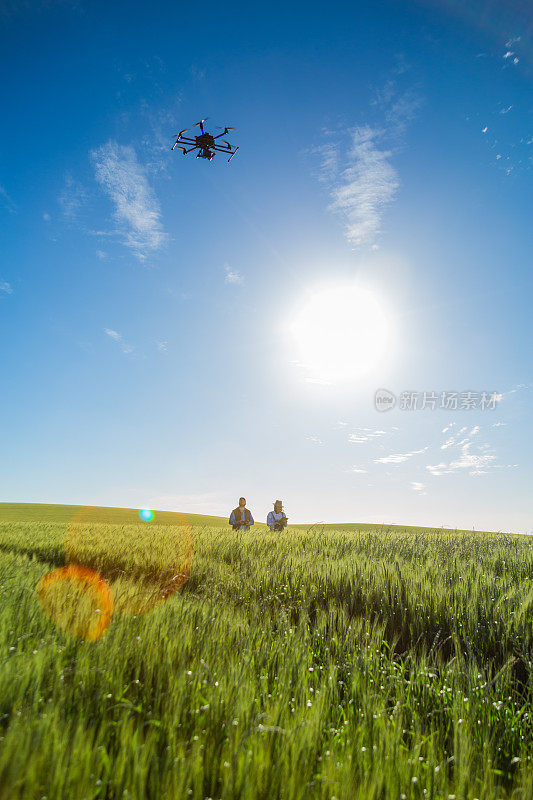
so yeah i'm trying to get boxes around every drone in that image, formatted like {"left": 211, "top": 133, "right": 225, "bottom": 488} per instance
{"left": 171, "top": 118, "right": 239, "bottom": 162}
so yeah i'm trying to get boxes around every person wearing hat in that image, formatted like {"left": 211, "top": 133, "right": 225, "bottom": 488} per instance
{"left": 229, "top": 497, "right": 255, "bottom": 531}
{"left": 267, "top": 500, "right": 288, "bottom": 531}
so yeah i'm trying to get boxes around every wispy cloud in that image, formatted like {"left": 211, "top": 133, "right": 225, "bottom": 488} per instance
{"left": 0, "top": 280, "right": 13, "bottom": 295}
{"left": 383, "top": 88, "right": 421, "bottom": 138}
{"left": 91, "top": 141, "right": 167, "bottom": 261}
{"left": 156, "top": 340, "right": 168, "bottom": 353}
{"left": 427, "top": 424, "right": 517, "bottom": 477}
{"left": 327, "top": 126, "right": 399, "bottom": 247}
{"left": 304, "top": 375, "right": 333, "bottom": 386}
{"left": 375, "top": 447, "right": 428, "bottom": 464}
{"left": 224, "top": 264, "right": 244, "bottom": 285}
{"left": 348, "top": 427, "right": 389, "bottom": 444}
{"left": 104, "top": 328, "right": 134, "bottom": 355}
{"left": 305, "top": 435, "right": 324, "bottom": 446}
{"left": 59, "top": 173, "right": 87, "bottom": 218}
{"left": 346, "top": 465, "right": 368, "bottom": 474}
{"left": 411, "top": 481, "right": 426, "bottom": 494}
{"left": 189, "top": 64, "right": 206, "bottom": 81}
{"left": 313, "top": 139, "right": 339, "bottom": 183}
{"left": 502, "top": 50, "right": 519, "bottom": 65}
{"left": 314, "top": 76, "right": 420, "bottom": 248}
{"left": 427, "top": 443, "right": 497, "bottom": 477}
{"left": 0, "top": 185, "right": 16, "bottom": 214}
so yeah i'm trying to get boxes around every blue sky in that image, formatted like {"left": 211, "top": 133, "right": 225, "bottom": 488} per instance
{"left": 1, "top": 0, "right": 531, "bottom": 532}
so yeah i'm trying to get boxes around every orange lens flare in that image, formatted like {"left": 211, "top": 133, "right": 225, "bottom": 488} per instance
{"left": 36, "top": 507, "right": 194, "bottom": 639}
{"left": 37, "top": 565, "right": 114, "bottom": 641}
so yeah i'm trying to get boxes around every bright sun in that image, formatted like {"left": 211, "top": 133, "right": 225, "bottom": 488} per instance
{"left": 288, "top": 283, "right": 391, "bottom": 384}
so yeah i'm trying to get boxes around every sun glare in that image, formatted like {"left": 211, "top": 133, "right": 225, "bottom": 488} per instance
{"left": 288, "top": 283, "right": 391, "bottom": 384}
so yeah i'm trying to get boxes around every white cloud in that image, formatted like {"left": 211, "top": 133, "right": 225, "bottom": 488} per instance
{"left": 0, "top": 280, "right": 13, "bottom": 295}
{"left": 305, "top": 435, "right": 323, "bottom": 446}
{"left": 348, "top": 427, "right": 389, "bottom": 444}
{"left": 224, "top": 264, "right": 244, "bottom": 285}
{"left": 346, "top": 465, "right": 368, "bottom": 474}
{"left": 411, "top": 481, "right": 426, "bottom": 494}
{"left": 427, "top": 441, "right": 497, "bottom": 476}
{"left": 384, "top": 89, "right": 421, "bottom": 138}
{"left": 375, "top": 447, "right": 428, "bottom": 464}
{"left": 104, "top": 328, "right": 134, "bottom": 355}
{"left": 0, "top": 185, "right": 16, "bottom": 213}
{"left": 314, "top": 141, "right": 339, "bottom": 182}
{"left": 315, "top": 77, "right": 420, "bottom": 248}
{"left": 440, "top": 424, "right": 471, "bottom": 450}
{"left": 96, "top": 249, "right": 107, "bottom": 260}
{"left": 156, "top": 340, "right": 168, "bottom": 353}
{"left": 59, "top": 172, "right": 87, "bottom": 218}
{"left": 305, "top": 376, "right": 333, "bottom": 386}
{"left": 427, "top": 423, "right": 518, "bottom": 477}
{"left": 189, "top": 64, "right": 206, "bottom": 80}
{"left": 329, "top": 126, "right": 399, "bottom": 247}
{"left": 91, "top": 141, "right": 167, "bottom": 261}
{"left": 427, "top": 433, "right": 516, "bottom": 477}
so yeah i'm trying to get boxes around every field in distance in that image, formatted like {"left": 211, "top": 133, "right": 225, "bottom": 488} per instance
{"left": 0, "top": 502, "right": 495, "bottom": 535}
{"left": 0, "top": 503, "right": 531, "bottom": 799}
{"left": 0, "top": 502, "right": 231, "bottom": 527}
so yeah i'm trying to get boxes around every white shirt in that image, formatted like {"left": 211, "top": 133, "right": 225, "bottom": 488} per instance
{"left": 267, "top": 510, "right": 286, "bottom": 529}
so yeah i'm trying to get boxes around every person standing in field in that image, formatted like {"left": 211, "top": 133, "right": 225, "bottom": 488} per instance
{"left": 229, "top": 497, "right": 255, "bottom": 531}
{"left": 267, "top": 500, "right": 288, "bottom": 531}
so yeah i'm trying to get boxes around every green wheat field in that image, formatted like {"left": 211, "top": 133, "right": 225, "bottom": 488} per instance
{"left": 0, "top": 503, "right": 532, "bottom": 800}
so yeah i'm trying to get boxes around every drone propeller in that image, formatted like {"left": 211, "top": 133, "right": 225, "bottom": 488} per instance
{"left": 174, "top": 128, "right": 188, "bottom": 137}
{"left": 194, "top": 117, "right": 209, "bottom": 127}
{"left": 216, "top": 126, "right": 236, "bottom": 132}
{"left": 222, "top": 140, "right": 232, "bottom": 149}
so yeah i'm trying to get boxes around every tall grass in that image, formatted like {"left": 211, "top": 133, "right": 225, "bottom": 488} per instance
{"left": 0, "top": 514, "right": 531, "bottom": 799}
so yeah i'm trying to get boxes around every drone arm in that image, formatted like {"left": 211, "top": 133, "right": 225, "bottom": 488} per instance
{"left": 171, "top": 140, "right": 198, "bottom": 153}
